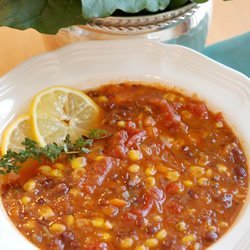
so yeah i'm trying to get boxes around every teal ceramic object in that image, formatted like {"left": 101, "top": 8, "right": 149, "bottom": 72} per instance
{"left": 204, "top": 32, "right": 250, "bottom": 77}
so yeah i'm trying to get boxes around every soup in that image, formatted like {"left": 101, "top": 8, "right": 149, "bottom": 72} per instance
{"left": 1, "top": 83, "right": 248, "bottom": 250}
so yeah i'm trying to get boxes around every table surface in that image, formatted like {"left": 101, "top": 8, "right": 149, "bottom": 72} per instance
{"left": 0, "top": 0, "right": 249, "bottom": 77}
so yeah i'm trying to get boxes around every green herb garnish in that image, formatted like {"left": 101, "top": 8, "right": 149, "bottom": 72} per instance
{"left": 88, "top": 128, "right": 112, "bottom": 139}
{"left": 0, "top": 129, "right": 111, "bottom": 175}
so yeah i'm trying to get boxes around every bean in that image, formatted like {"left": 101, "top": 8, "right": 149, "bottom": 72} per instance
{"left": 41, "top": 179, "right": 54, "bottom": 188}
{"left": 205, "top": 231, "right": 218, "bottom": 241}
{"left": 52, "top": 183, "right": 69, "bottom": 196}
{"left": 223, "top": 193, "right": 233, "bottom": 208}
{"left": 36, "top": 197, "right": 46, "bottom": 205}
{"left": 188, "top": 190, "right": 199, "bottom": 199}
{"left": 146, "top": 225, "right": 159, "bottom": 235}
{"left": 61, "top": 230, "right": 75, "bottom": 241}
{"left": 60, "top": 231, "right": 80, "bottom": 249}
{"left": 233, "top": 166, "right": 247, "bottom": 178}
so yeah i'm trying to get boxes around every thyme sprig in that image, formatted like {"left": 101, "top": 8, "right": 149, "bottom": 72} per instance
{"left": 0, "top": 129, "right": 111, "bottom": 175}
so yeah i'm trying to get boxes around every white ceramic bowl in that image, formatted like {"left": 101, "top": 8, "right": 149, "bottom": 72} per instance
{"left": 0, "top": 40, "right": 249, "bottom": 250}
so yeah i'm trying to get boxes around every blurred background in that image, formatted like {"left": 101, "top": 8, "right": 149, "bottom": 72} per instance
{"left": 0, "top": 0, "right": 249, "bottom": 76}
{"left": 207, "top": 0, "right": 249, "bottom": 44}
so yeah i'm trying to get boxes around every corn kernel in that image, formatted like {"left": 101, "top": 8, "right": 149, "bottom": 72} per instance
{"left": 153, "top": 215, "right": 163, "bottom": 223}
{"left": 54, "top": 163, "right": 65, "bottom": 170}
{"left": 218, "top": 221, "right": 229, "bottom": 229}
{"left": 176, "top": 221, "right": 187, "bottom": 231}
{"left": 39, "top": 206, "right": 55, "bottom": 219}
{"left": 23, "top": 179, "right": 36, "bottom": 192}
{"left": 128, "top": 150, "right": 142, "bottom": 161}
{"left": 217, "top": 164, "right": 227, "bottom": 174}
{"left": 49, "top": 223, "right": 66, "bottom": 233}
{"left": 183, "top": 180, "right": 193, "bottom": 188}
{"left": 38, "top": 165, "right": 52, "bottom": 175}
{"left": 65, "top": 215, "right": 75, "bottom": 227}
{"left": 144, "top": 238, "right": 158, "bottom": 248}
{"left": 189, "top": 166, "right": 205, "bottom": 178}
{"left": 187, "top": 208, "right": 196, "bottom": 217}
{"left": 135, "top": 246, "right": 147, "bottom": 250}
{"left": 164, "top": 93, "right": 176, "bottom": 102}
{"left": 109, "top": 198, "right": 127, "bottom": 207}
{"left": 104, "top": 220, "right": 113, "bottom": 230}
{"left": 91, "top": 218, "right": 105, "bottom": 228}
{"left": 165, "top": 171, "right": 180, "bottom": 182}
{"left": 215, "top": 121, "right": 224, "bottom": 128}
{"left": 50, "top": 169, "right": 63, "bottom": 178}
{"left": 21, "top": 196, "right": 31, "bottom": 205}
{"left": 197, "top": 177, "right": 210, "bottom": 187}
{"left": 181, "top": 234, "right": 197, "bottom": 246}
{"left": 23, "top": 220, "right": 36, "bottom": 230}
{"left": 145, "top": 167, "right": 157, "bottom": 176}
{"left": 117, "top": 121, "right": 126, "bottom": 128}
{"left": 69, "top": 188, "right": 81, "bottom": 197}
{"left": 155, "top": 165, "right": 168, "bottom": 173}
{"left": 96, "top": 156, "right": 104, "bottom": 161}
{"left": 71, "top": 157, "right": 87, "bottom": 170}
{"left": 208, "top": 225, "right": 217, "bottom": 232}
{"left": 145, "top": 177, "right": 156, "bottom": 188}
{"left": 98, "top": 96, "right": 109, "bottom": 103}
{"left": 128, "top": 164, "right": 140, "bottom": 173}
{"left": 101, "top": 232, "right": 111, "bottom": 241}
{"left": 156, "top": 229, "right": 167, "bottom": 240}
{"left": 205, "top": 169, "right": 214, "bottom": 178}
{"left": 120, "top": 237, "right": 134, "bottom": 248}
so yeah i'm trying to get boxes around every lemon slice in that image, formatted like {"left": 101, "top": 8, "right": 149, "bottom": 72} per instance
{"left": 30, "top": 86, "right": 100, "bottom": 146}
{"left": 1, "top": 114, "right": 33, "bottom": 155}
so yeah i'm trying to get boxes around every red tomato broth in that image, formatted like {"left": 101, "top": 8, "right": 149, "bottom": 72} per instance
{"left": 1, "top": 83, "right": 248, "bottom": 250}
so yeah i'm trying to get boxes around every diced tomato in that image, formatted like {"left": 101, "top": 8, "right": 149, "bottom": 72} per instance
{"left": 107, "top": 123, "right": 146, "bottom": 157}
{"left": 126, "top": 121, "right": 140, "bottom": 135}
{"left": 82, "top": 157, "right": 114, "bottom": 194}
{"left": 166, "top": 200, "right": 183, "bottom": 214}
{"left": 126, "top": 131, "right": 146, "bottom": 148}
{"left": 146, "top": 98, "right": 181, "bottom": 127}
{"left": 130, "top": 193, "right": 154, "bottom": 217}
{"left": 123, "top": 212, "right": 137, "bottom": 222}
{"left": 148, "top": 186, "right": 164, "bottom": 201}
{"left": 165, "top": 182, "right": 181, "bottom": 195}
{"left": 107, "top": 130, "right": 128, "bottom": 159}
{"left": 187, "top": 101, "right": 208, "bottom": 119}
{"left": 215, "top": 112, "right": 223, "bottom": 122}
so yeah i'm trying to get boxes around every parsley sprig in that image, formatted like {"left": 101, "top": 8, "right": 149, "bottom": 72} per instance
{"left": 0, "top": 129, "right": 111, "bottom": 175}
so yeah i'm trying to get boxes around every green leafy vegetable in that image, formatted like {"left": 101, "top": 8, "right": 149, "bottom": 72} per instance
{"left": 0, "top": 0, "right": 226, "bottom": 34}
{"left": 0, "top": 0, "right": 86, "bottom": 34}
{"left": 0, "top": 129, "right": 110, "bottom": 175}
{"left": 81, "top": 0, "right": 171, "bottom": 19}
{"left": 168, "top": 0, "right": 189, "bottom": 10}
